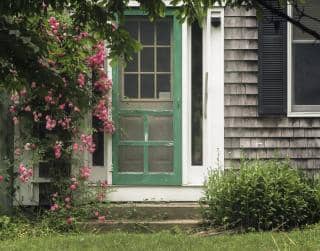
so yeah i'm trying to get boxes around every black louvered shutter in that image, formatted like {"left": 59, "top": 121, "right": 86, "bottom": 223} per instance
{"left": 258, "top": 2, "right": 287, "bottom": 116}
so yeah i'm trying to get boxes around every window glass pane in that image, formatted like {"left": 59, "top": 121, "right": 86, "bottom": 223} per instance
{"left": 124, "top": 21, "right": 139, "bottom": 40}
{"left": 141, "top": 47, "right": 154, "bottom": 72}
{"left": 157, "top": 21, "right": 171, "bottom": 45}
{"left": 125, "top": 53, "right": 138, "bottom": 72}
{"left": 120, "top": 116, "right": 144, "bottom": 140}
{"left": 191, "top": 22, "right": 203, "bottom": 165}
{"left": 141, "top": 22, "right": 154, "bottom": 45}
{"left": 39, "top": 183, "right": 54, "bottom": 206}
{"left": 293, "top": 0, "right": 320, "bottom": 40}
{"left": 124, "top": 74, "right": 138, "bottom": 98}
{"left": 293, "top": 43, "right": 320, "bottom": 105}
{"left": 156, "top": 74, "right": 171, "bottom": 99}
{"left": 148, "top": 146, "right": 173, "bottom": 172}
{"left": 92, "top": 131, "right": 104, "bottom": 166}
{"left": 157, "top": 48, "right": 171, "bottom": 72}
{"left": 119, "top": 146, "right": 144, "bottom": 172}
{"left": 92, "top": 117, "right": 104, "bottom": 166}
{"left": 141, "top": 74, "right": 154, "bottom": 98}
{"left": 148, "top": 116, "right": 173, "bottom": 140}
{"left": 38, "top": 162, "right": 51, "bottom": 178}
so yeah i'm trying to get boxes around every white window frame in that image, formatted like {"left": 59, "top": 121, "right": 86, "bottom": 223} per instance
{"left": 287, "top": 4, "right": 320, "bottom": 117}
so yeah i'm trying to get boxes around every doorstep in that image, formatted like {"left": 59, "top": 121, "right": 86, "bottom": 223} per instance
{"left": 79, "top": 202, "right": 205, "bottom": 232}
{"left": 107, "top": 186, "right": 204, "bottom": 202}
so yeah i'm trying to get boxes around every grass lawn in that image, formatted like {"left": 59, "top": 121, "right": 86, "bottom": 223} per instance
{"left": 1, "top": 225, "right": 320, "bottom": 251}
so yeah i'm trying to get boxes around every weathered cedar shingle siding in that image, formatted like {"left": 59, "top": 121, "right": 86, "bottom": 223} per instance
{"left": 224, "top": 7, "right": 320, "bottom": 171}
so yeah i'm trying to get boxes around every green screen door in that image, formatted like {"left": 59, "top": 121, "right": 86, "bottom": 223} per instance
{"left": 112, "top": 11, "right": 182, "bottom": 185}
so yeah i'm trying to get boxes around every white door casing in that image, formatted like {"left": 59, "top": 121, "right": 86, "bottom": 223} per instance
{"left": 183, "top": 8, "right": 225, "bottom": 186}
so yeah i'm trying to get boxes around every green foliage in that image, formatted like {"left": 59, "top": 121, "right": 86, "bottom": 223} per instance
{"left": 0, "top": 215, "right": 57, "bottom": 240}
{"left": 201, "top": 159, "right": 320, "bottom": 231}
{"left": 0, "top": 0, "right": 318, "bottom": 91}
{"left": 0, "top": 198, "right": 110, "bottom": 239}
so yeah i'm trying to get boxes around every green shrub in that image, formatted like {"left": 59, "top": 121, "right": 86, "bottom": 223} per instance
{"left": 201, "top": 159, "right": 320, "bottom": 231}
{"left": 0, "top": 215, "right": 55, "bottom": 240}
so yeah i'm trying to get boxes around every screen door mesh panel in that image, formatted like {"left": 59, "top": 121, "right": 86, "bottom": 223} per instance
{"left": 148, "top": 116, "right": 173, "bottom": 140}
{"left": 148, "top": 146, "right": 173, "bottom": 172}
{"left": 119, "top": 116, "right": 144, "bottom": 140}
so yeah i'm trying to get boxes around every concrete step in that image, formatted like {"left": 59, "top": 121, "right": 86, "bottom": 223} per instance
{"left": 108, "top": 202, "right": 202, "bottom": 220}
{"left": 80, "top": 219, "right": 204, "bottom": 233}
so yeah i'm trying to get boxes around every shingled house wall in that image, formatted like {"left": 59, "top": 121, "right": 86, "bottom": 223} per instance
{"left": 224, "top": 7, "right": 320, "bottom": 173}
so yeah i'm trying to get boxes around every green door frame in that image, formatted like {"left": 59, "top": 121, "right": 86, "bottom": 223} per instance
{"left": 112, "top": 8, "right": 182, "bottom": 185}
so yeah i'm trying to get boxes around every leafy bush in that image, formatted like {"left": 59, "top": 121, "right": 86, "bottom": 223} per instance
{"left": 0, "top": 215, "right": 57, "bottom": 240}
{"left": 201, "top": 159, "right": 320, "bottom": 231}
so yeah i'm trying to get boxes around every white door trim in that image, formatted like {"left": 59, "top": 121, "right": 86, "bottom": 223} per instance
{"left": 183, "top": 8, "right": 225, "bottom": 186}
{"left": 108, "top": 186, "right": 204, "bottom": 202}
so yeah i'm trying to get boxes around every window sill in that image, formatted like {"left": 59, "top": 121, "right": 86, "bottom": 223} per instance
{"left": 287, "top": 111, "right": 320, "bottom": 118}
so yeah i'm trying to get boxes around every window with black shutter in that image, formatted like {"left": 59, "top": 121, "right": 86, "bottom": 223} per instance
{"left": 259, "top": 0, "right": 320, "bottom": 116}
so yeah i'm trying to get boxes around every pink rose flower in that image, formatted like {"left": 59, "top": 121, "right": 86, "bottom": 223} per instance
{"left": 98, "top": 215, "right": 106, "bottom": 223}
{"left": 64, "top": 197, "right": 71, "bottom": 203}
{"left": 12, "top": 116, "right": 19, "bottom": 125}
{"left": 14, "top": 148, "right": 21, "bottom": 156}
{"left": 66, "top": 217, "right": 73, "bottom": 225}
{"left": 53, "top": 141, "right": 62, "bottom": 159}
{"left": 45, "top": 115, "right": 57, "bottom": 130}
{"left": 87, "top": 41, "right": 106, "bottom": 68}
{"left": 80, "top": 134, "right": 96, "bottom": 153}
{"left": 77, "top": 73, "right": 85, "bottom": 88}
{"left": 59, "top": 103, "right": 66, "bottom": 110}
{"left": 79, "top": 166, "right": 91, "bottom": 180}
{"left": 94, "top": 69, "right": 112, "bottom": 93}
{"left": 10, "top": 94, "right": 19, "bottom": 104}
{"left": 69, "top": 184, "right": 77, "bottom": 191}
{"left": 52, "top": 192, "right": 58, "bottom": 198}
{"left": 49, "top": 17, "right": 60, "bottom": 34}
{"left": 50, "top": 203, "right": 59, "bottom": 212}
{"left": 24, "top": 105, "right": 31, "bottom": 112}
{"left": 18, "top": 163, "right": 33, "bottom": 183}
{"left": 100, "top": 180, "right": 108, "bottom": 189}
{"left": 73, "top": 143, "right": 79, "bottom": 152}
{"left": 9, "top": 105, "right": 16, "bottom": 113}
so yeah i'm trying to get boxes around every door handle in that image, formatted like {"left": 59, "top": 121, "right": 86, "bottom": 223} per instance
{"left": 176, "top": 98, "right": 181, "bottom": 110}
{"left": 204, "top": 72, "right": 208, "bottom": 119}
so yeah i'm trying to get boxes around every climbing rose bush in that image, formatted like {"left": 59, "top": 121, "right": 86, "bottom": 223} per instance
{"left": 6, "top": 14, "right": 114, "bottom": 225}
